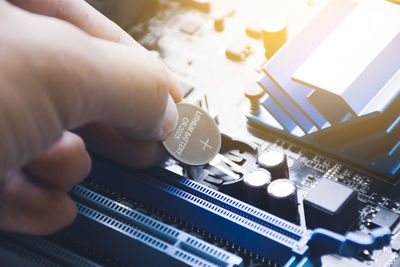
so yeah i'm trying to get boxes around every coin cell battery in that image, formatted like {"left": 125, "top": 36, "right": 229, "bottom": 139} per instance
{"left": 163, "top": 103, "right": 221, "bottom": 166}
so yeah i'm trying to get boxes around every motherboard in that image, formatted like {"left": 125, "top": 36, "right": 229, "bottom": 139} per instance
{"left": 1, "top": 0, "right": 400, "bottom": 266}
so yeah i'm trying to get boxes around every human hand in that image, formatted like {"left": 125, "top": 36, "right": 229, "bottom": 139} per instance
{"left": 0, "top": 0, "right": 182, "bottom": 234}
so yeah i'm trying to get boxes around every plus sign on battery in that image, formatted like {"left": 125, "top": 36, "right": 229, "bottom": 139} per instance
{"left": 200, "top": 138, "right": 212, "bottom": 150}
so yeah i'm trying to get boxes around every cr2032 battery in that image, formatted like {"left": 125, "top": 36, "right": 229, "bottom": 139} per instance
{"left": 163, "top": 103, "right": 221, "bottom": 166}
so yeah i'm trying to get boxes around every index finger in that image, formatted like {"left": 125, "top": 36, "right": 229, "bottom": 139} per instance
{"left": 7, "top": 0, "right": 183, "bottom": 102}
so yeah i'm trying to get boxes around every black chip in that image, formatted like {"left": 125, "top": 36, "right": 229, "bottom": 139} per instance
{"left": 370, "top": 208, "right": 400, "bottom": 231}
{"left": 303, "top": 178, "right": 359, "bottom": 234}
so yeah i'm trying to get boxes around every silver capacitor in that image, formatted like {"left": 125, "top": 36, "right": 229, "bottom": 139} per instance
{"left": 242, "top": 168, "right": 271, "bottom": 210}
{"left": 258, "top": 149, "right": 289, "bottom": 180}
{"left": 267, "top": 179, "right": 298, "bottom": 223}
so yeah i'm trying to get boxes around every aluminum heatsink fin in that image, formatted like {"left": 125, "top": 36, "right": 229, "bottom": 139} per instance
{"left": 307, "top": 69, "right": 400, "bottom": 147}
{"left": 262, "top": 0, "right": 357, "bottom": 128}
{"left": 360, "top": 69, "right": 400, "bottom": 117}
{"left": 260, "top": 96, "right": 305, "bottom": 137}
{"left": 248, "top": 0, "right": 400, "bottom": 182}
{"left": 258, "top": 75, "right": 317, "bottom": 134}
{"left": 293, "top": 0, "right": 400, "bottom": 118}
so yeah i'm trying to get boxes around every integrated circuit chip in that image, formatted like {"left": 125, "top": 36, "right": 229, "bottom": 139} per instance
{"left": 370, "top": 208, "right": 400, "bottom": 231}
{"left": 225, "top": 41, "right": 252, "bottom": 62}
{"left": 303, "top": 178, "right": 359, "bottom": 234}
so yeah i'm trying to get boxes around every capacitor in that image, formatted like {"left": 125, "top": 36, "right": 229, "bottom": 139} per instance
{"left": 258, "top": 149, "right": 289, "bottom": 180}
{"left": 213, "top": 13, "right": 225, "bottom": 32}
{"left": 267, "top": 179, "right": 298, "bottom": 223}
{"left": 262, "top": 16, "right": 287, "bottom": 58}
{"left": 187, "top": 0, "right": 210, "bottom": 13}
{"left": 242, "top": 168, "right": 271, "bottom": 210}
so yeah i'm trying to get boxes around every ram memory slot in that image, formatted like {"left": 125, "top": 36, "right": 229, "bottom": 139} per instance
{"left": 60, "top": 202, "right": 241, "bottom": 267}
{"left": 69, "top": 185, "right": 243, "bottom": 267}
{"left": 87, "top": 154, "right": 310, "bottom": 265}
{"left": 0, "top": 235, "right": 58, "bottom": 267}
{"left": 0, "top": 232, "right": 101, "bottom": 267}
{"left": 149, "top": 167, "right": 305, "bottom": 240}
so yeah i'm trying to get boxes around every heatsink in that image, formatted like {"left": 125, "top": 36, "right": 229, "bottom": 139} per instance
{"left": 248, "top": 0, "right": 400, "bottom": 182}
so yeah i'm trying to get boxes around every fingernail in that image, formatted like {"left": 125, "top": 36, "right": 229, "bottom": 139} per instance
{"left": 162, "top": 95, "right": 178, "bottom": 136}
{"left": 166, "top": 68, "right": 184, "bottom": 102}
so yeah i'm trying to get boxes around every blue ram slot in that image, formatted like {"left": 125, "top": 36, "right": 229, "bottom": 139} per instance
{"left": 87, "top": 155, "right": 310, "bottom": 265}
{"left": 0, "top": 233, "right": 100, "bottom": 267}
{"left": 70, "top": 185, "right": 243, "bottom": 267}
{"left": 147, "top": 167, "right": 305, "bottom": 240}
{"left": 62, "top": 203, "right": 225, "bottom": 267}
{"left": 0, "top": 236, "right": 57, "bottom": 267}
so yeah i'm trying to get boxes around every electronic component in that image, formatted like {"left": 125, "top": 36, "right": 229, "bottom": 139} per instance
{"left": 179, "top": 17, "right": 202, "bottom": 35}
{"left": 163, "top": 103, "right": 221, "bottom": 166}
{"left": 242, "top": 168, "right": 271, "bottom": 210}
{"left": 213, "top": 13, "right": 225, "bottom": 32}
{"left": 225, "top": 41, "right": 252, "bottom": 62}
{"left": 261, "top": 16, "right": 287, "bottom": 58}
{"left": 213, "top": 7, "right": 235, "bottom": 32}
{"left": 370, "top": 208, "right": 400, "bottom": 231}
{"left": 209, "top": 153, "right": 246, "bottom": 180}
{"left": 303, "top": 178, "right": 359, "bottom": 234}
{"left": 186, "top": 134, "right": 257, "bottom": 190}
{"left": 186, "top": 0, "right": 210, "bottom": 13}
{"left": 245, "top": 21, "right": 262, "bottom": 39}
{"left": 267, "top": 178, "right": 298, "bottom": 223}
{"left": 258, "top": 149, "right": 289, "bottom": 180}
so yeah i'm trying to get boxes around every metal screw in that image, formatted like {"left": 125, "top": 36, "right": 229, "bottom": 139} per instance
{"left": 245, "top": 83, "right": 265, "bottom": 115}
